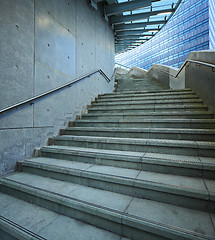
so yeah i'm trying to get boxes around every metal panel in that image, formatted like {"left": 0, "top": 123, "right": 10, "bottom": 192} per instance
{"left": 115, "top": 21, "right": 167, "bottom": 31}
{"left": 110, "top": 9, "right": 174, "bottom": 25}
{"left": 116, "top": 28, "right": 158, "bottom": 36}
{"left": 116, "top": 34, "right": 155, "bottom": 39}
{"left": 105, "top": 0, "right": 152, "bottom": 16}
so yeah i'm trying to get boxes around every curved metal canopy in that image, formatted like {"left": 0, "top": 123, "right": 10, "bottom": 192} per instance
{"left": 92, "top": 0, "right": 182, "bottom": 53}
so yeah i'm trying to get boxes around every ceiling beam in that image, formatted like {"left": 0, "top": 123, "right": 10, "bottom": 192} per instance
{"left": 93, "top": 0, "right": 116, "bottom": 4}
{"left": 114, "top": 20, "right": 167, "bottom": 31}
{"left": 116, "top": 41, "right": 141, "bottom": 45}
{"left": 116, "top": 28, "right": 158, "bottom": 36}
{"left": 110, "top": 8, "right": 174, "bottom": 25}
{"left": 116, "top": 34, "right": 154, "bottom": 40}
{"left": 116, "top": 39, "right": 148, "bottom": 43}
{"left": 116, "top": 42, "right": 146, "bottom": 46}
{"left": 104, "top": 0, "right": 152, "bottom": 16}
{"left": 116, "top": 43, "right": 141, "bottom": 48}
{"left": 116, "top": 45, "right": 137, "bottom": 51}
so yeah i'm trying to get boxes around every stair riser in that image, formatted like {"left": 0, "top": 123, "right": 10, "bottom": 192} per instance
{"left": 116, "top": 88, "right": 163, "bottom": 91}
{"left": 117, "top": 83, "right": 159, "bottom": 86}
{"left": 100, "top": 92, "right": 194, "bottom": 99}
{"left": 97, "top": 95, "right": 199, "bottom": 102}
{"left": 74, "top": 122, "right": 215, "bottom": 129}
{"left": 82, "top": 114, "right": 213, "bottom": 120}
{"left": 22, "top": 165, "right": 214, "bottom": 213}
{"left": 64, "top": 130, "right": 215, "bottom": 141}
{"left": 93, "top": 100, "right": 203, "bottom": 107}
{"left": 117, "top": 83, "right": 160, "bottom": 86}
{"left": 54, "top": 139, "right": 215, "bottom": 157}
{"left": 40, "top": 150, "right": 215, "bottom": 179}
{"left": 0, "top": 184, "right": 186, "bottom": 240}
{"left": 88, "top": 107, "right": 207, "bottom": 114}
{"left": 41, "top": 150, "right": 143, "bottom": 171}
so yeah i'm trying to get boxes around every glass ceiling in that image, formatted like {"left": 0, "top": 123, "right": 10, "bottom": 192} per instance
{"left": 112, "top": 0, "right": 182, "bottom": 53}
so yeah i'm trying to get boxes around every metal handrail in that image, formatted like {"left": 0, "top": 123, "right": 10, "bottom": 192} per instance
{"left": 147, "top": 59, "right": 215, "bottom": 78}
{"left": 0, "top": 69, "right": 112, "bottom": 114}
{"left": 175, "top": 59, "right": 215, "bottom": 78}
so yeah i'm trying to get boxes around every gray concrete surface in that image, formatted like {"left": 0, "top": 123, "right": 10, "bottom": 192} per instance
{"left": 0, "top": 193, "right": 127, "bottom": 240}
{"left": 1, "top": 73, "right": 215, "bottom": 239}
{"left": 0, "top": 0, "right": 115, "bottom": 175}
{"left": 146, "top": 51, "right": 215, "bottom": 107}
{"left": 185, "top": 51, "right": 215, "bottom": 114}
{"left": 2, "top": 172, "right": 215, "bottom": 239}
{"left": 127, "top": 66, "right": 148, "bottom": 78}
{"left": 147, "top": 64, "right": 185, "bottom": 90}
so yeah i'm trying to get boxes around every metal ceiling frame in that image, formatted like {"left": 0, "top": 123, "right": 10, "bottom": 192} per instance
{"left": 114, "top": 20, "right": 167, "bottom": 31}
{"left": 89, "top": 0, "right": 182, "bottom": 53}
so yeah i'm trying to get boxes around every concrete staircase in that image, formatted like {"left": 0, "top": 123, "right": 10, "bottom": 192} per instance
{"left": 1, "top": 74, "right": 215, "bottom": 240}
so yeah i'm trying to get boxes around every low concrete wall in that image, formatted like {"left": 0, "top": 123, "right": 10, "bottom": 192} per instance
{"left": 185, "top": 51, "right": 215, "bottom": 113}
{"left": 147, "top": 64, "right": 185, "bottom": 90}
{"left": 128, "top": 66, "right": 147, "bottom": 78}
{"left": 115, "top": 67, "right": 129, "bottom": 75}
{"left": 146, "top": 50, "right": 215, "bottom": 113}
{"left": 0, "top": 0, "right": 115, "bottom": 176}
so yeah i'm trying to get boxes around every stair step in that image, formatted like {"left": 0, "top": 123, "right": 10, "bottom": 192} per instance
{"left": 64, "top": 127, "right": 215, "bottom": 141}
{"left": 116, "top": 87, "right": 163, "bottom": 91}
{"left": 40, "top": 145, "right": 215, "bottom": 179}
{"left": 96, "top": 94, "right": 199, "bottom": 103}
{"left": 20, "top": 157, "right": 215, "bottom": 212}
{"left": 100, "top": 89, "right": 193, "bottom": 98}
{"left": 54, "top": 135, "right": 215, "bottom": 157}
{"left": 82, "top": 111, "right": 214, "bottom": 120}
{"left": 88, "top": 104, "right": 208, "bottom": 114}
{"left": 0, "top": 193, "right": 124, "bottom": 240}
{"left": 73, "top": 119, "right": 215, "bottom": 129}
{"left": 1, "top": 173, "right": 214, "bottom": 240}
{"left": 94, "top": 99, "right": 203, "bottom": 106}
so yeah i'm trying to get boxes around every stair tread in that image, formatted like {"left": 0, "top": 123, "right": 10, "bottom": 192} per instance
{"left": 103, "top": 88, "right": 192, "bottom": 95}
{"left": 83, "top": 111, "right": 213, "bottom": 116}
{"left": 75, "top": 119, "right": 215, "bottom": 123}
{"left": 97, "top": 95, "right": 199, "bottom": 102}
{"left": 90, "top": 104, "right": 207, "bottom": 110}
{"left": 2, "top": 173, "right": 215, "bottom": 239}
{"left": 101, "top": 92, "right": 194, "bottom": 98}
{"left": 94, "top": 99, "right": 203, "bottom": 105}
{"left": 22, "top": 157, "right": 215, "bottom": 197}
{"left": 41, "top": 145, "right": 215, "bottom": 169}
{"left": 66, "top": 126, "right": 215, "bottom": 134}
{"left": 55, "top": 135, "right": 215, "bottom": 149}
{"left": 0, "top": 193, "right": 124, "bottom": 240}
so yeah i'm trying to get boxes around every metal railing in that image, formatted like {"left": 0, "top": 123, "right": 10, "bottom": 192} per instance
{"left": 147, "top": 59, "right": 215, "bottom": 78}
{"left": 0, "top": 69, "right": 113, "bottom": 114}
{"left": 175, "top": 59, "right": 215, "bottom": 78}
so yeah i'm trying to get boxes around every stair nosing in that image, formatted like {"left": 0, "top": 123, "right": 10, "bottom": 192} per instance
{"left": 21, "top": 160, "right": 211, "bottom": 200}
{"left": 1, "top": 177, "right": 213, "bottom": 240}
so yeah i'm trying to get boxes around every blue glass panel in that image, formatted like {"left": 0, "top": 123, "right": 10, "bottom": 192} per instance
{"left": 116, "top": 0, "right": 210, "bottom": 69}
{"left": 209, "top": 0, "right": 215, "bottom": 49}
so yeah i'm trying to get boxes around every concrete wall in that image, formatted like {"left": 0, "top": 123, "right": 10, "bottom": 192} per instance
{"left": 128, "top": 66, "right": 147, "bottom": 79}
{"left": 147, "top": 64, "right": 185, "bottom": 90}
{"left": 146, "top": 51, "right": 215, "bottom": 114}
{"left": 185, "top": 51, "right": 215, "bottom": 113}
{"left": 0, "top": 0, "right": 115, "bottom": 176}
